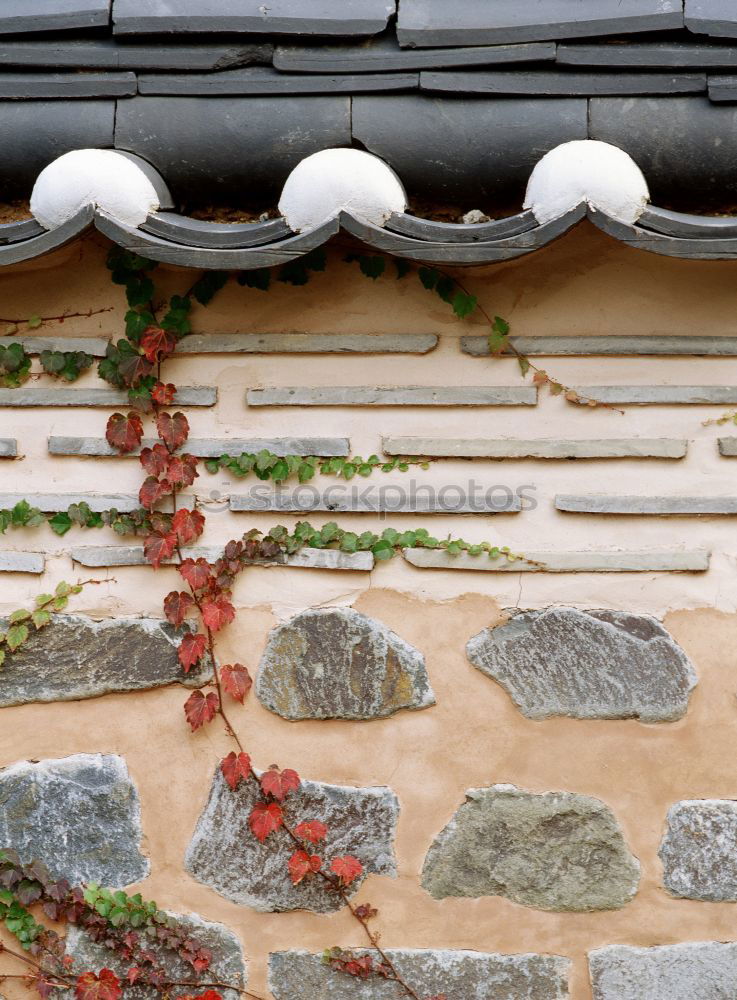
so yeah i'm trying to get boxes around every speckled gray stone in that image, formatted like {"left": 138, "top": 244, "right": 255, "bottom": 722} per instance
{"left": 589, "top": 941, "right": 737, "bottom": 1000}
{"left": 421, "top": 784, "right": 640, "bottom": 912}
{"left": 63, "top": 912, "right": 246, "bottom": 1000}
{"left": 269, "top": 949, "right": 572, "bottom": 999}
{"left": 660, "top": 800, "right": 737, "bottom": 900}
{"left": 383, "top": 436, "right": 688, "bottom": 459}
{"left": 402, "top": 549, "right": 710, "bottom": 573}
{"left": 0, "top": 386, "right": 215, "bottom": 407}
{"left": 0, "top": 439, "right": 17, "bottom": 457}
{"left": 0, "top": 754, "right": 148, "bottom": 886}
{"left": 256, "top": 608, "right": 434, "bottom": 721}
{"left": 0, "top": 551, "right": 44, "bottom": 574}
{"left": 186, "top": 766, "right": 398, "bottom": 912}
{"left": 466, "top": 608, "right": 697, "bottom": 722}
{"left": 0, "top": 614, "right": 209, "bottom": 707}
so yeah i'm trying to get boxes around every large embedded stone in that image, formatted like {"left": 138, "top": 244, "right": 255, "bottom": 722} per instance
{"left": 589, "top": 941, "right": 737, "bottom": 1000}
{"left": 255, "top": 608, "right": 434, "bottom": 721}
{"left": 63, "top": 912, "right": 246, "bottom": 1000}
{"left": 269, "top": 948, "right": 571, "bottom": 999}
{"left": 660, "top": 800, "right": 737, "bottom": 900}
{"left": 0, "top": 754, "right": 148, "bottom": 886}
{"left": 466, "top": 607, "right": 697, "bottom": 722}
{"left": 421, "top": 784, "right": 640, "bottom": 912}
{"left": 0, "top": 614, "right": 210, "bottom": 707}
{"left": 186, "top": 767, "right": 398, "bottom": 912}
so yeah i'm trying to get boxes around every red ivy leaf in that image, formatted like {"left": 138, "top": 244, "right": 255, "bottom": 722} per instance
{"left": 151, "top": 381, "right": 176, "bottom": 406}
{"left": 172, "top": 507, "right": 205, "bottom": 545}
{"left": 140, "top": 442, "right": 169, "bottom": 478}
{"left": 221, "top": 663, "right": 252, "bottom": 703}
{"left": 330, "top": 855, "right": 363, "bottom": 887}
{"left": 157, "top": 411, "right": 189, "bottom": 451}
{"left": 164, "top": 591, "right": 195, "bottom": 627}
{"left": 141, "top": 325, "right": 177, "bottom": 364}
{"left": 287, "top": 850, "right": 322, "bottom": 885}
{"left": 118, "top": 353, "right": 153, "bottom": 387}
{"left": 75, "top": 970, "right": 122, "bottom": 1000}
{"left": 294, "top": 820, "right": 328, "bottom": 844}
{"left": 220, "top": 751, "right": 252, "bottom": 790}
{"left": 126, "top": 969, "right": 141, "bottom": 986}
{"left": 201, "top": 595, "right": 235, "bottom": 632}
{"left": 106, "top": 412, "right": 143, "bottom": 454}
{"left": 139, "top": 476, "right": 169, "bottom": 510}
{"left": 184, "top": 690, "right": 219, "bottom": 731}
{"left": 248, "top": 802, "right": 283, "bottom": 843}
{"left": 179, "top": 558, "right": 211, "bottom": 591}
{"left": 165, "top": 455, "right": 198, "bottom": 488}
{"left": 143, "top": 530, "right": 177, "bottom": 569}
{"left": 178, "top": 632, "right": 207, "bottom": 673}
{"left": 260, "top": 766, "right": 300, "bottom": 802}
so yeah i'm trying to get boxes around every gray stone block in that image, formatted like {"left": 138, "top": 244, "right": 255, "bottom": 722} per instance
{"left": 0, "top": 551, "right": 44, "bottom": 574}
{"left": 421, "top": 784, "right": 640, "bottom": 912}
{"left": 275, "top": 38, "right": 557, "bottom": 73}
{"left": 660, "top": 800, "right": 737, "bottom": 900}
{"left": 65, "top": 912, "right": 246, "bottom": 1000}
{"left": 50, "top": 435, "right": 350, "bottom": 457}
{"left": 113, "top": 0, "right": 395, "bottom": 36}
{"left": 402, "top": 549, "right": 710, "bottom": 573}
{"left": 230, "top": 488, "right": 521, "bottom": 515}
{"left": 0, "top": 39, "right": 273, "bottom": 71}
{"left": 247, "top": 386, "right": 537, "bottom": 406}
{"left": 0, "top": 336, "right": 108, "bottom": 356}
{"left": 422, "top": 70, "right": 705, "bottom": 96}
{"left": 686, "top": 0, "right": 737, "bottom": 39}
{"left": 571, "top": 385, "right": 737, "bottom": 404}
{"left": 466, "top": 607, "right": 697, "bottom": 722}
{"left": 71, "top": 544, "right": 374, "bottom": 572}
{"left": 0, "top": 614, "right": 210, "bottom": 707}
{"left": 0, "top": 438, "right": 17, "bottom": 457}
{"left": 139, "top": 68, "right": 418, "bottom": 96}
{"left": 0, "top": 386, "right": 215, "bottom": 407}
{"left": 177, "top": 333, "right": 437, "bottom": 354}
{"left": 353, "top": 94, "right": 586, "bottom": 208}
{"left": 115, "top": 96, "right": 350, "bottom": 203}
{"left": 559, "top": 41, "right": 737, "bottom": 69}
{"left": 589, "top": 942, "right": 737, "bottom": 1000}
{"left": 0, "top": 0, "right": 110, "bottom": 34}
{"left": 462, "top": 335, "right": 737, "bottom": 356}
{"left": 256, "top": 608, "right": 434, "bottom": 721}
{"left": 269, "top": 949, "right": 572, "bottom": 1000}
{"left": 0, "top": 72, "right": 136, "bottom": 99}
{"left": 383, "top": 436, "right": 688, "bottom": 459}
{"left": 0, "top": 754, "right": 148, "bottom": 886}
{"left": 718, "top": 437, "right": 737, "bottom": 456}
{"left": 186, "top": 766, "right": 398, "bottom": 912}
{"left": 0, "top": 492, "right": 140, "bottom": 513}
{"left": 397, "top": 0, "right": 683, "bottom": 47}
{"left": 556, "top": 494, "right": 737, "bottom": 515}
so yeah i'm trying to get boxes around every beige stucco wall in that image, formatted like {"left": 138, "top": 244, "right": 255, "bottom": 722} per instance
{"left": 1, "top": 222, "right": 737, "bottom": 998}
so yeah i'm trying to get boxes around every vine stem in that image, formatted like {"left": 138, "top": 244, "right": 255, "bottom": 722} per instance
{"left": 0, "top": 941, "right": 75, "bottom": 988}
{"left": 0, "top": 307, "right": 113, "bottom": 330}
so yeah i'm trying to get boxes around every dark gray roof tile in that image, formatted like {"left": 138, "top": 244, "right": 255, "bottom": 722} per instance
{"left": 558, "top": 41, "right": 737, "bottom": 69}
{"left": 397, "top": 0, "right": 683, "bottom": 48}
{"left": 0, "top": 39, "right": 273, "bottom": 70}
{"left": 138, "top": 67, "right": 417, "bottom": 95}
{"left": 421, "top": 70, "right": 706, "bottom": 96}
{"left": 0, "top": 0, "right": 110, "bottom": 35}
{"left": 0, "top": 72, "right": 136, "bottom": 99}
{"left": 685, "top": 1, "right": 737, "bottom": 40}
{"left": 708, "top": 74, "right": 737, "bottom": 100}
{"left": 112, "top": 0, "right": 395, "bottom": 37}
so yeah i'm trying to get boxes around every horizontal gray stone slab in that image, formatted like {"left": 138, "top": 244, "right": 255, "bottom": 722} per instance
{"left": 71, "top": 544, "right": 374, "bottom": 571}
{"left": 572, "top": 385, "right": 737, "bottom": 404}
{"left": 256, "top": 608, "right": 434, "bottom": 721}
{"left": 0, "top": 0, "right": 110, "bottom": 34}
{"left": 556, "top": 495, "right": 737, "bottom": 515}
{"left": 113, "top": 0, "right": 395, "bottom": 36}
{"left": 0, "top": 386, "right": 215, "bottom": 406}
{"left": 139, "top": 68, "right": 418, "bottom": 95}
{"left": 718, "top": 437, "right": 737, "bottom": 455}
{"left": 269, "top": 949, "right": 572, "bottom": 1000}
{"left": 0, "top": 335, "right": 108, "bottom": 356}
{"left": 0, "top": 438, "right": 17, "bottom": 457}
{"left": 467, "top": 607, "right": 697, "bottom": 722}
{"left": 421, "top": 784, "right": 640, "bottom": 912}
{"left": 230, "top": 488, "right": 521, "bottom": 515}
{"left": 0, "top": 40, "right": 272, "bottom": 71}
{"left": 0, "top": 614, "right": 210, "bottom": 707}
{"left": 589, "top": 942, "right": 737, "bottom": 1000}
{"left": 49, "top": 435, "right": 350, "bottom": 457}
{"left": 709, "top": 75, "right": 737, "bottom": 101}
{"left": 177, "top": 333, "right": 438, "bottom": 354}
{"left": 559, "top": 41, "right": 737, "bottom": 69}
{"left": 383, "top": 436, "right": 688, "bottom": 459}
{"left": 660, "top": 800, "right": 737, "bottom": 901}
{"left": 0, "top": 551, "right": 44, "bottom": 574}
{"left": 402, "top": 549, "right": 711, "bottom": 573}
{"left": 422, "top": 70, "right": 705, "bottom": 96}
{"left": 247, "top": 386, "right": 537, "bottom": 406}
{"left": 275, "top": 38, "right": 557, "bottom": 73}
{"left": 686, "top": 0, "right": 737, "bottom": 39}
{"left": 397, "top": 0, "right": 683, "bottom": 47}
{"left": 0, "top": 492, "right": 141, "bottom": 513}
{"left": 0, "top": 72, "right": 136, "bottom": 99}
{"left": 0, "top": 754, "right": 148, "bottom": 886}
{"left": 462, "top": 335, "right": 737, "bottom": 356}
{"left": 186, "top": 766, "right": 398, "bottom": 912}
{"left": 65, "top": 912, "right": 246, "bottom": 1000}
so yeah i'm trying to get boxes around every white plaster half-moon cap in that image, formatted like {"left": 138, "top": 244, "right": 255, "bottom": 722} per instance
{"left": 524, "top": 140, "right": 650, "bottom": 225}
{"left": 279, "top": 147, "right": 407, "bottom": 233}
{"left": 31, "top": 149, "right": 166, "bottom": 230}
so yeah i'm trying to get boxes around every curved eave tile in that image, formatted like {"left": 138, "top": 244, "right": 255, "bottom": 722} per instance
{"left": 141, "top": 212, "right": 293, "bottom": 248}
{"left": 386, "top": 209, "right": 538, "bottom": 242}
{"left": 0, "top": 218, "right": 46, "bottom": 245}
{"left": 639, "top": 205, "right": 737, "bottom": 238}
{"left": 588, "top": 208, "right": 737, "bottom": 259}
{"left": 0, "top": 206, "right": 94, "bottom": 266}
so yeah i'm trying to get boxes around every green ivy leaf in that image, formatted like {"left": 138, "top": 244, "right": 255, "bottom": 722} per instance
{"left": 359, "top": 255, "right": 386, "bottom": 280}
{"left": 6, "top": 623, "right": 29, "bottom": 652}
{"left": 518, "top": 355, "right": 530, "bottom": 377}
{"left": 27, "top": 315, "right": 42, "bottom": 329}
{"left": 48, "top": 512, "right": 73, "bottom": 536}
{"left": 452, "top": 292, "right": 477, "bottom": 319}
